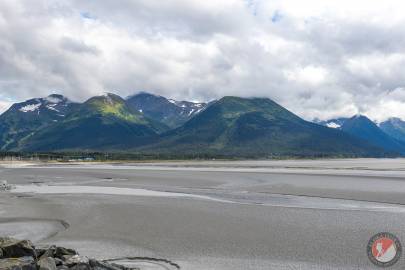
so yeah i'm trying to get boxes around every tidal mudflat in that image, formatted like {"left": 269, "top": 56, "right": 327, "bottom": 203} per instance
{"left": 1, "top": 159, "right": 405, "bottom": 269}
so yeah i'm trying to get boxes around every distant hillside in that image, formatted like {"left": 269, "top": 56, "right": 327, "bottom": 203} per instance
{"left": 126, "top": 92, "right": 207, "bottom": 128}
{"left": 138, "top": 97, "right": 388, "bottom": 157}
{"left": 341, "top": 115, "right": 405, "bottom": 154}
{"left": 0, "top": 94, "right": 79, "bottom": 150}
{"left": 380, "top": 118, "right": 405, "bottom": 144}
{"left": 19, "top": 94, "right": 160, "bottom": 151}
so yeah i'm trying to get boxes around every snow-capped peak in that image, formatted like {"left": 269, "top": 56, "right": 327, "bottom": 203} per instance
{"left": 16, "top": 94, "right": 70, "bottom": 115}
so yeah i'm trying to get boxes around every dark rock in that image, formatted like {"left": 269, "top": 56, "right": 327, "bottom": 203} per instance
{"left": 54, "top": 247, "right": 76, "bottom": 259}
{"left": 0, "top": 256, "right": 36, "bottom": 270}
{"left": 38, "top": 246, "right": 56, "bottom": 259}
{"left": 68, "top": 263, "right": 91, "bottom": 270}
{"left": 61, "top": 255, "right": 73, "bottom": 262}
{"left": 38, "top": 257, "right": 57, "bottom": 270}
{"left": 40, "top": 246, "right": 77, "bottom": 261}
{"left": 109, "top": 263, "right": 140, "bottom": 270}
{"left": 89, "top": 259, "right": 125, "bottom": 270}
{"left": 0, "top": 237, "right": 36, "bottom": 259}
{"left": 54, "top": 258, "right": 63, "bottom": 266}
{"left": 56, "top": 266, "right": 69, "bottom": 270}
{"left": 35, "top": 248, "right": 48, "bottom": 259}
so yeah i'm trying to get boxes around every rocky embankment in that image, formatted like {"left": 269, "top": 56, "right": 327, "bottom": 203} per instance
{"left": 0, "top": 237, "right": 139, "bottom": 270}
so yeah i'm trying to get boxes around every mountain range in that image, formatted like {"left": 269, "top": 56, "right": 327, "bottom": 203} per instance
{"left": 315, "top": 115, "right": 405, "bottom": 155}
{"left": 379, "top": 118, "right": 405, "bottom": 144}
{"left": 0, "top": 92, "right": 404, "bottom": 157}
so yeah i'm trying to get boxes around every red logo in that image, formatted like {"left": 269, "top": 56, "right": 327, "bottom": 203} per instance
{"left": 367, "top": 232, "right": 401, "bottom": 267}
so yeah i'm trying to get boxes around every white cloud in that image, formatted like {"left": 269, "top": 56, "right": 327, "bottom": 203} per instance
{"left": 0, "top": 0, "right": 405, "bottom": 121}
{"left": 284, "top": 66, "right": 328, "bottom": 86}
{"left": 0, "top": 101, "right": 12, "bottom": 113}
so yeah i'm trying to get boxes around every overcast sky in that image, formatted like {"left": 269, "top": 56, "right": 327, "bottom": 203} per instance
{"left": 1, "top": 0, "right": 405, "bottom": 122}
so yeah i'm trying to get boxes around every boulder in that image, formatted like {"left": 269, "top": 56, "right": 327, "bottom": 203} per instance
{"left": 36, "top": 246, "right": 54, "bottom": 259}
{"left": 38, "top": 246, "right": 56, "bottom": 260}
{"left": 0, "top": 237, "right": 152, "bottom": 270}
{"left": 109, "top": 263, "right": 140, "bottom": 270}
{"left": 54, "top": 258, "right": 63, "bottom": 266}
{"left": 54, "top": 247, "right": 76, "bottom": 259}
{"left": 0, "top": 256, "right": 36, "bottom": 270}
{"left": 63, "top": 255, "right": 89, "bottom": 267}
{"left": 89, "top": 259, "right": 127, "bottom": 270}
{"left": 38, "top": 257, "right": 57, "bottom": 270}
{"left": 39, "top": 246, "right": 77, "bottom": 260}
{"left": 68, "top": 263, "right": 91, "bottom": 270}
{"left": 0, "top": 237, "right": 36, "bottom": 259}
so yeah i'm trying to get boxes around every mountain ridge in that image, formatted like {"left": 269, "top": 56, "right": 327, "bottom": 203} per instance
{"left": 18, "top": 93, "right": 162, "bottom": 151}
{"left": 0, "top": 93, "right": 402, "bottom": 157}
{"left": 0, "top": 94, "right": 79, "bottom": 150}
{"left": 137, "top": 96, "right": 389, "bottom": 157}
{"left": 379, "top": 117, "right": 405, "bottom": 144}
{"left": 316, "top": 115, "right": 405, "bottom": 154}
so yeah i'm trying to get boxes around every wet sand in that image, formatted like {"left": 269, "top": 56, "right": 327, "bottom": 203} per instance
{"left": 1, "top": 159, "right": 405, "bottom": 269}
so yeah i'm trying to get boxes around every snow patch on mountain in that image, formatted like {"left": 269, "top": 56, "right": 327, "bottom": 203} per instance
{"left": 326, "top": 122, "right": 341, "bottom": 129}
{"left": 46, "top": 104, "right": 60, "bottom": 112}
{"left": 19, "top": 103, "right": 41, "bottom": 113}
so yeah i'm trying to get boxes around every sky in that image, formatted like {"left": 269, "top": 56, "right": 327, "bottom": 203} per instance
{"left": 1, "top": 0, "right": 405, "bottom": 122}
